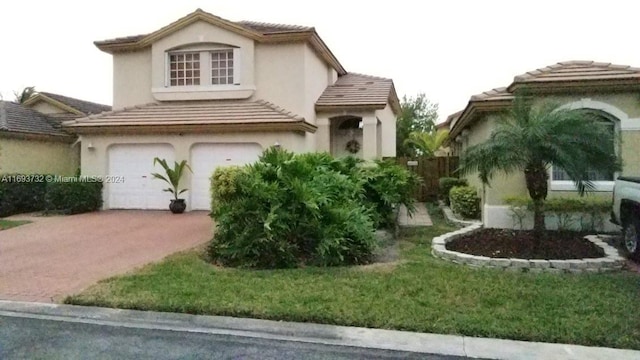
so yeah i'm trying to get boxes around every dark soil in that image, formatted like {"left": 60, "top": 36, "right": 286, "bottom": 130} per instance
{"left": 446, "top": 229, "right": 605, "bottom": 260}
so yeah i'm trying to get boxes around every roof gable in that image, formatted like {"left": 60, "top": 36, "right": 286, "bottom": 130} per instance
{"left": 94, "top": 9, "right": 346, "bottom": 75}
{"left": 23, "top": 92, "right": 111, "bottom": 116}
{"left": 0, "top": 101, "right": 70, "bottom": 138}
{"left": 448, "top": 60, "right": 640, "bottom": 140}
{"left": 315, "top": 73, "right": 401, "bottom": 114}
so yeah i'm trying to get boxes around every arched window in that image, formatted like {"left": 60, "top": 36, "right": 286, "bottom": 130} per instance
{"left": 550, "top": 111, "right": 618, "bottom": 190}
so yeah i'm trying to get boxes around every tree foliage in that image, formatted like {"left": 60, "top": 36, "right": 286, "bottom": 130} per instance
{"left": 459, "top": 92, "right": 621, "bottom": 236}
{"left": 14, "top": 86, "right": 36, "bottom": 104}
{"left": 396, "top": 93, "right": 439, "bottom": 156}
{"left": 403, "top": 129, "right": 449, "bottom": 157}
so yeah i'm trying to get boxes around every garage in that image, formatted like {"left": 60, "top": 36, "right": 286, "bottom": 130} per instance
{"left": 108, "top": 144, "right": 175, "bottom": 209}
{"left": 190, "top": 143, "right": 263, "bottom": 210}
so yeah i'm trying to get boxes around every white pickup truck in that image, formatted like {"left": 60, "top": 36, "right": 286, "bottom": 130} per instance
{"left": 611, "top": 176, "right": 640, "bottom": 259}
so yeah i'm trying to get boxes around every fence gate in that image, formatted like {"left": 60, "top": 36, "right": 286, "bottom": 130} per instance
{"left": 396, "top": 156, "right": 459, "bottom": 201}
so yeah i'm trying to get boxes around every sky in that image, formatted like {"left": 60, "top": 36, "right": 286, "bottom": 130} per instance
{"left": 2, "top": 0, "right": 639, "bottom": 122}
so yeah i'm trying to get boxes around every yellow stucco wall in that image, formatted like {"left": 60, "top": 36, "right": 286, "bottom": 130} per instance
{"left": 0, "top": 137, "right": 79, "bottom": 175}
{"left": 460, "top": 92, "right": 640, "bottom": 206}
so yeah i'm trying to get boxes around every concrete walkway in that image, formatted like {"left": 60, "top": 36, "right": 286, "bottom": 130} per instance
{"left": 1, "top": 301, "right": 638, "bottom": 360}
{"left": 0, "top": 211, "right": 212, "bottom": 303}
{"left": 398, "top": 203, "right": 433, "bottom": 227}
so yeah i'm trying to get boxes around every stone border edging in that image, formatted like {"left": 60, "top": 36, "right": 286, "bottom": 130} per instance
{"left": 438, "top": 201, "right": 481, "bottom": 228}
{"left": 431, "top": 224, "right": 626, "bottom": 273}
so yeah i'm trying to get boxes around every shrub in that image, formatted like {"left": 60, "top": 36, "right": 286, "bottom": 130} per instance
{"left": 449, "top": 186, "right": 480, "bottom": 219}
{"left": 210, "top": 166, "right": 245, "bottom": 212}
{"left": 503, "top": 196, "right": 612, "bottom": 231}
{"left": 0, "top": 174, "right": 49, "bottom": 217}
{"left": 439, "top": 177, "right": 467, "bottom": 205}
{"left": 359, "top": 159, "right": 420, "bottom": 228}
{"left": 209, "top": 149, "right": 418, "bottom": 269}
{"left": 45, "top": 179, "right": 103, "bottom": 214}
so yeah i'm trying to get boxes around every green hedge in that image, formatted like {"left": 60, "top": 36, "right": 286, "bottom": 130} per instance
{"left": 208, "top": 149, "right": 418, "bottom": 269}
{"left": 503, "top": 196, "right": 611, "bottom": 231}
{"left": 0, "top": 174, "right": 103, "bottom": 217}
{"left": 0, "top": 174, "right": 50, "bottom": 217}
{"left": 439, "top": 177, "right": 467, "bottom": 205}
{"left": 449, "top": 186, "right": 480, "bottom": 219}
{"left": 45, "top": 180, "right": 103, "bottom": 214}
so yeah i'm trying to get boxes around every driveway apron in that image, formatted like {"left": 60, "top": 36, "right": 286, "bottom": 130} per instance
{"left": 0, "top": 211, "right": 212, "bottom": 303}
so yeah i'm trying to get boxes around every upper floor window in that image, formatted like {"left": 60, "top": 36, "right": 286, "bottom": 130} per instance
{"left": 169, "top": 53, "right": 200, "bottom": 86}
{"left": 211, "top": 50, "right": 234, "bottom": 85}
{"left": 166, "top": 47, "right": 239, "bottom": 87}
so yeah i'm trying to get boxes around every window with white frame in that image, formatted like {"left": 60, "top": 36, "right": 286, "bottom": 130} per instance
{"left": 167, "top": 47, "right": 239, "bottom": 87}
{"left": 551, "top": 114, "right": 617, "bottom": 189}
{"left": 169, "top": 52, "right": 200, "bottom": 86}
{"left": 210, "top": 50, "right": 234, "bottom": 85}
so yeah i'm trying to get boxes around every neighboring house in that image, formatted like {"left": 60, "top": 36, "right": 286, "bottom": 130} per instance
{"left": 0, "top": 101, "right": 77, "bottom": 174}
{"left": 0, "top": 91, "right": 111, "bottom": 175}
{"left": 62, "top": 9, "right": 400, "bottom": 211}
{"left": 446, "top": 61, "right": 640, "bottom": 228}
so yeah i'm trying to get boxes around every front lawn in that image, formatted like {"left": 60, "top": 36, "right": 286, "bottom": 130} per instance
{"left": 65, "top": 205, "right": 640, "bottom": 349}
{"left": 0, "top": 219, "right": 30, "bottom": 230}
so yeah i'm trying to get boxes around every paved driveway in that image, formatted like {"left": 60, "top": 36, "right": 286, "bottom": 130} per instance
{"left": 0, "top": 211, "right": 212, "bottom": 303}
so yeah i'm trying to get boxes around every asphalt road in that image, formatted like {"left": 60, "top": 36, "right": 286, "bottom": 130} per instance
{"left": 0, "top": 315, "right": 470, "bottom": 360}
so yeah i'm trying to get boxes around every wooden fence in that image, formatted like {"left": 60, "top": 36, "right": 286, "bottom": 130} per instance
{"left": 396, "top": 156, "right": 459, "bottom": 202}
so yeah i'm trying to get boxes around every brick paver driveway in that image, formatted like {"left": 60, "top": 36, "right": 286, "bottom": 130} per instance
{"left": 0, "top": 211, "right": 212, "bottom": 303}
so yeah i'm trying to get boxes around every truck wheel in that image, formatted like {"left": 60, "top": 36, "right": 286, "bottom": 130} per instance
{"left": 622, "top": 218, "right": 640, "bottom": 260}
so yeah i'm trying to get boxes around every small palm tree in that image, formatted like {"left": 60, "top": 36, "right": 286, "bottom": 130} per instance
{"left": 459, "top": 93, "right": 621, "bottom": 237}
{"left": 151, "top": 158, "right": 192, "bottom": 200}
{"left": 14, "top": 86, "right": 36, "bottom": 104}
{"left": 403, "top": 130, "right": 449, "bottom": 157}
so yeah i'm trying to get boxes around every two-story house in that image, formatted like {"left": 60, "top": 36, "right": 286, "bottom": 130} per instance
{"left": 62, "top": 9, "right": 400, "bottom": 211}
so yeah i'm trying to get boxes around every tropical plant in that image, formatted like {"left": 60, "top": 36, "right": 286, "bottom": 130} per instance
{"left": 396, "top": 93, "right": 439, "bottom": 156}
{"left": 403, "top": 129, "right": 449, "bottom": 157}
{"left": 14, "top": 86, "right": 36, "bottom": 104}
{"left": 459, "top": 92, "right": 621, "bottom": 237}
{"left": 151, "top": 158, "right": 192, "bottom": 200}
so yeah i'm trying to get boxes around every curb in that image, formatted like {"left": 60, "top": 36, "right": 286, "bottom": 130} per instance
{"left": 1, "top": 301, "right": 639, "bottom": 360}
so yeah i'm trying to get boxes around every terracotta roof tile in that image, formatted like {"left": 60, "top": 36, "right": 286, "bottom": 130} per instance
{"left": 236, "top": 21, "right": 313, "bottom": 33}
{"left": 469, "top": 87, "right": 513, "bottom": 102}
{"left": 63, "top": 100, "right": 310, "bottom": 129}
{"left": 316, "top": 73, "right": 393, "bottom": 110}
{"left": 513, "top": 60, "right": 640, "bottom": 83}
{"left": 0, "top": 101, "right": 69, "bottom": 137}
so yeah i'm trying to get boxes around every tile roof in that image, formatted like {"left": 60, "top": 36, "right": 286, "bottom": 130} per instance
{"left": 235, "top": 21, "right": 313, "bottom": 33}
{"left": 513, "top": 60, "right": 640, "bottom": 84}
{"left": 63, "top": 100, "right": 314, "bottom": 132}
{"left": 469, "top": 87, "right": 513, "bottom": 102}
{"left": 316, "top": 73, "right": 394, "bottom": 110}
{"left": 0, "top": 101, "right": 69, "bottom": 137}
{"left": 38, "top": 92, "right": 111, "bottom": 115}
{"left": 97, "top": 12, "right": 313, "bottom": 46}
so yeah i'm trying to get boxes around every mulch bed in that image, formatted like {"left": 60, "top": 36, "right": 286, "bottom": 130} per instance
{"left": 446, "top": 229, "right": 605, "bottom": 260}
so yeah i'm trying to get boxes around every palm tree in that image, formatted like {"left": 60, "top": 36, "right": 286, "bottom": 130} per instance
{"left": 403, "top": 130, "right": 449, "bottom": 157}
{"left": 14, "top": 86, "right": 36, "bottom": 104}
{"left": 459, "top": 93, "right": 621, "bottom": 237}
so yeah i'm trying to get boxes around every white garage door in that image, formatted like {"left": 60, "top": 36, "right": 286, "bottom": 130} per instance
{"left": 108, "top": 144, "right": 175, "bottom": 209}
{"left": 190, "top": 143, "right": 263, "bottom": 210}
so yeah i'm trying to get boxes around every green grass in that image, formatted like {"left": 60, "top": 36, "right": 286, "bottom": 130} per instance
{"left": 65, "top": 203, "right": 640, "bottom": 349}
{"left": 0, "top": 219, "right": 30, "bottom": 230}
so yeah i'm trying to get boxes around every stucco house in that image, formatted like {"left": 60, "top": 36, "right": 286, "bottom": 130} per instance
{"left": 446, "top": 61, "right": 640, "bottom": 228}
{"left": 62, "top": 9, "right": 400, "bottom": 211}
{"left": 0, "top": 93, "right": 110, "bottom": 175}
